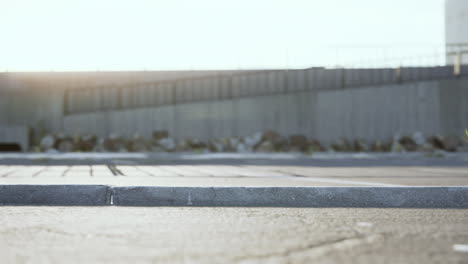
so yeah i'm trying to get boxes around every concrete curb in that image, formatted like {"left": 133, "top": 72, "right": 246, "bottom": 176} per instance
{"left": 0, "top": 185, "right": 111, "bottom": 206}
{"left": 112, "top": 186, "right": 468, "bottom": 208}
{"left": 0, "top": 185, "right": 467, "bottom": 208}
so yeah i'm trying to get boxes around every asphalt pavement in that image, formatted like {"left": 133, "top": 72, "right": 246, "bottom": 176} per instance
{"left": 0, "top": 207, "right": 467, "bottom": 263}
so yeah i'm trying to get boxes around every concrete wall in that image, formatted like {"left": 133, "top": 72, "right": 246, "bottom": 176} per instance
{"left": 63, "top": 91, "right": 317, "bottom": 141}
{"left": 316, "top": 79, "right": 468, "bottom": 144}
{"left": 63, "top": 78, "right": 468, "bottom": 143}
{"left": 316, "top": 82, "right": 440, "bottom": 143}
{"left": 1, "top": 70, "right": 467, "bottom": 148}
{"left": 438, "top": 79, "right": 468, "bottom": 136}
{"left": 0, "top": 89, "right": 64, "bottom": 134}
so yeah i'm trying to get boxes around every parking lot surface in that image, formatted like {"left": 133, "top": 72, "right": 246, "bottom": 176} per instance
{"left": 1, "top": 207, "right": 467, "bottom": 263}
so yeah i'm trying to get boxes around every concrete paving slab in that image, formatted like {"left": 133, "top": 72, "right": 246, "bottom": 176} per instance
{"left": 320, "top": 176, "right": 468, "bottom": 186}
{"left": 117, "top": 166, "right": 152, "bottom": 177}
{"left": 151, "top": 165, "right": 210, "bottom": 177}
{"left": 247, "top": 166, "right": 468, "bottom": 178}
{"left": 91, "top": 165, "right": 114, "bottom": 177}
{"left": 2, "top": 166, "right": 45, "bottom": 178}
{"left": 181, "top": 165, "right": 292, "bottom": 177}
{"left": 35, "top": 165, "right": 69, "bottom": 177}
{"left": 0, "top": 165, "right": 25, "bottom": 177}
{"left": 134, "top": 165, "right": 183, "bottom": 177}
{"left": 65, "top": 165, "right": 92, "bottom": 178}
{"left": 0, "top": 176, "right": 360, "bottom": 187}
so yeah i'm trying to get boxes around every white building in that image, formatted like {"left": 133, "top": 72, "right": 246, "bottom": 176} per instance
{"left": 445, "top": 0, "right": 468, "bottom": 64}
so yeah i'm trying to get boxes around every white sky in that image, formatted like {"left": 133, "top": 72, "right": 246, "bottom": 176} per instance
{"left": 1, "top": 0, "right": 445, "bottom": 71}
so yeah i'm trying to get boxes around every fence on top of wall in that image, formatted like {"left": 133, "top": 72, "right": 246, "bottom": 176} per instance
{"left": 64, "top": 65, "right": 468, "bottom": 115}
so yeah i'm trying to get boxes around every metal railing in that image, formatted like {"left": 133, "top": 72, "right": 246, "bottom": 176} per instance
{"left": 64, "top": 63, "right": 468, "bottom": 115}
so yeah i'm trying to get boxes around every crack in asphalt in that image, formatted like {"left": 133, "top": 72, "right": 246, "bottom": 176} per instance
{"left": 232, "top": 234, "right": 382, "bottom": 262}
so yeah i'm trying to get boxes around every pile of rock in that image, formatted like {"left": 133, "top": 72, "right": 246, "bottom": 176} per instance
{"left": 392, "top": 132, "right": 467, "bottom": 152}
{"left": 39, "top": 134, "right": 96, "bottom": 152}
{"left": 34, "top": 130, "right": 468, "bottom": 153}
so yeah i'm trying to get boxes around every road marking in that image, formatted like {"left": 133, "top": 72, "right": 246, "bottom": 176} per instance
{"left": 35, "top": 166, "right": 69, "bottom": 178}
{"left": 289, "top": 177, "right": 403, "bottom": 187}
{"left": 155, "top": 166, "right": 206, "bottom": 177}
{"left": 134, "top": 166, "right": 180, "bottom": 177}
{"left": 182, "top": 165, "right": 240, "bottom": 177}
{"left": 91, "top": 165, "right": 114, "bottom": 177}
{"left": 0, "top": 166, "right": 24, "bottom": 177}
{"left": 64, "top": 166, "right": 92, "bottom": 178}
{"left": 4, "top": 166, "right": 45, "bottom": 178}
{"left": 243, "top": 166, "right": 403, "bottom": 187}
{"left": 356, "top": 222, "right": 374, "bottom": 227}
{"left": 116, "top": 166, "right": 149, "bottom": 177}
{"left": 453, "top": 244, "right": 468, "bottom": 253}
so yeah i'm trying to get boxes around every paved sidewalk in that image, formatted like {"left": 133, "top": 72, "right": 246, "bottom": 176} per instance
{"left": 1, "top": 164, "right": 468, "bottom": 186}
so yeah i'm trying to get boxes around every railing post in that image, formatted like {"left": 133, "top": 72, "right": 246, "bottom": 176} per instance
{"left": 454, "top": 52, "right": 462, "bottom": 77}
{"left": 394, "top": 67, "right": 402, "bottom": 84}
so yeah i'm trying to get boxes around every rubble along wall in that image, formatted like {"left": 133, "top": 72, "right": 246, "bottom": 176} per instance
{"left": 61, "top": 78, "right": 468, "bottom": 143}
